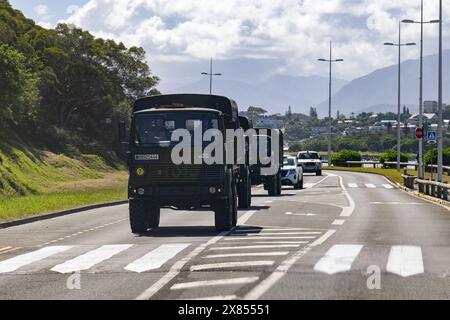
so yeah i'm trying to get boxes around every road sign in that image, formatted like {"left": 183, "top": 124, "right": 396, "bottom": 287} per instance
{"left": 427, "top": 130, "right": 437, "bottom": 144}
{"left": 415, "top": 127, "right": 423, "bottom": 140}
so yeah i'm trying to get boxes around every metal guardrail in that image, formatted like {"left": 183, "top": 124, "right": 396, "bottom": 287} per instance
{"left": 416, "top": 178, "right": 450, "bottom": 201}
{"left": 344, "top": 161, "right": 418, "bottom": 169}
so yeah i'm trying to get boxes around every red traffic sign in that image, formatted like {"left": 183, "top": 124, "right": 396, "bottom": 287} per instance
{"left": 415, "top": 127, "right": 423, "bottom": 140}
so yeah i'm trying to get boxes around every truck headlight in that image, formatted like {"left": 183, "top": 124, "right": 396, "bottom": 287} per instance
{"left": 209, "top": 187, "right": 217, "bottom": 194}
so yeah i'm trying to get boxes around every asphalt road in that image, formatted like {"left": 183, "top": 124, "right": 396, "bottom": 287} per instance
{"left": 1, "top": 170, "right": 450, "bottom": 300}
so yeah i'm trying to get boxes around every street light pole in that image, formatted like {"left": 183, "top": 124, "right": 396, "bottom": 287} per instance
{"left": 318, "top": 41, "right": 343, "bottom": 166}
{"left": 402, "top": 0, "right": 439, "bottom": 179}
{"left": 384, "top": 25, "right": 416, "bottom": 172}
{"left": 397, "top": 21, "right": 402, "bottom": 172}
{"left": 438, "top": 0, "right": 443, "bottom": 182}
{"left": 201, "top": 57, "right": 222, "bottom": 95}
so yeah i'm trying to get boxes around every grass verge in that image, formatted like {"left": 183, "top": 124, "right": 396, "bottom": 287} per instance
{"left": 323, "top": 166, "right": 408, "bottom": 185}
{"left": 0, "top": 186, "right": 127, "bottom": 222}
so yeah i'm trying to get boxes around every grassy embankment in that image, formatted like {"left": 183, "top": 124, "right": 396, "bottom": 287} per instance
{"left": 0, "top": 143, "right": 128, "bottom": 222}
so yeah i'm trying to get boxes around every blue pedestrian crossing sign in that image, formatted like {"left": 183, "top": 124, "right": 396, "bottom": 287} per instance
{"left": 427, "top": 130, "right": 437, "bottom": 144}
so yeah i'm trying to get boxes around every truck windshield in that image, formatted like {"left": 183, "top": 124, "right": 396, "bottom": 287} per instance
{"left": 134, "top": 112, "right": 220, "bottom": 146}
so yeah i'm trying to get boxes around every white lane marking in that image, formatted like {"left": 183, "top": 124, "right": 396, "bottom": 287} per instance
{"left": 236, "top": 228, "right": 319, "bottom": 232}
{"left": 332, "top": 219, "right": 346, "bottom": 226}
{"left": 244, "top": 230, "right": 336, "bottom": 300}
{"left": 188, "top": 295, "right": 237, "bottom": 301}
{"left": 136, "top": 209, "right": 258, "bottom": 300}
{"left": 171, "top": 277, "right": 259, "bottom": 290}
{"left": 0, "top": 246, "right": 12, "bottom": 253}
{"left": 313, "top": 244, "right": 363, "bottom": 275}
{"left": 232, "top": 231, "right": 321, "bottom": 236}
{"left": 386, "top": 246, "right": 424, "bottom": 277}
{"left": 365, "top": 184, "right": 376, "bottom": 189}
{"left": 265, "top": 201, "right": 273, "bottom": 204}
{"left": 285, "top": 212, "right": 317, "bottom": 217}
{"left": 224, "top": 236, "right": 316, "bottom": 240}
{"left": 303, "top": 183, "right": 315, "bottom": 189}
{"left": 125, "top": 244, "right": 190, "bottom": 273}
{"left": 205, "top": 252, "right": 289, "bottom": 259}
{"left": 337, "top": 174, "right": 356, "bottom": 217}
{"left": 209, "top": 244, "right": 301, "bottom": 251}
{"left": 0, "top": 246, "right": 72, "bottom": 273}
{"left": 383, "top": 184, "right": 394, "bottom": 189}
{"left": 0, "top": 247, "right": 21, "bottom": 255}
{"left": 238, "top": 210, "right": 257, "bottom": 225}
{"left": 191, "top": 261, "right": 274, "bottom": 271}
{"left": 51, "top": 245, "right": 131, "bottom": 274}
{"left": 370, "top": 202, "right": 422, "bottom": 205}
{"left": 251, "top": 241, "right": 309, "bottom": 245}
{"left": 348, "top": 183, "right": 358, "bottom": 188}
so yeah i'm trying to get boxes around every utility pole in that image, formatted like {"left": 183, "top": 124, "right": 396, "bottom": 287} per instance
{"left": 402, "top": 1, "right": 439, "bottom": 179}
{"left": 437, "top": 0, "right": 443, "bottom": 182}
{"left": 318, "top": 42, "right": 343, "bottom": 166}
{"left": 201, "top": 57, "right": 222, "bottom": 95}
{"left": 384, "top": 24, "right": 416, "bottom": 171}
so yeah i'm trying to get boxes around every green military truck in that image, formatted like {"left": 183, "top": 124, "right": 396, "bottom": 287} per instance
{"left": 121, "top": 94, "right": 248, "bottom": 233}
{"left": 249, "top": 127, "right": 284, "bottom": 196}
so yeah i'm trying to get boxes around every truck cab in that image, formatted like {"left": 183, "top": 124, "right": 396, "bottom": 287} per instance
{"left": 125, "top": 94, "right": 244, "bottom": 233}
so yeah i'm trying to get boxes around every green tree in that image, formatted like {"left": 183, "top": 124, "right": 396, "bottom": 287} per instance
{"left": 0, "top": 44, "right": 39, "bottom": 131}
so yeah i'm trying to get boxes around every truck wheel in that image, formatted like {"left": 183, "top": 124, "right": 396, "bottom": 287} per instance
{"left": 231, "top": 180, "right": 238, "bottom": 227}
{"left": 294, "top": 178, "right": 301, "bottom": 190}
{"left": 316, "top": 170, "right": 322, "bottom": 176}
{"left": 268, "top": 175, "right": 276, "bottom": 196}
{"left": 238, "top": 169, "right": 251, "bottom": 209}
{"left": 129, "top": 200, "right": 148, "bottom": 233}
{"left": 214, "top": 199, "right": 233, "bottom": 231}
{"left": 276, "top": 172, "right": 282, "bottom": 195}
{"left": 145, "top": 202, "right": 160, "bottom": 228}
{"left": 214, "top": 172, "right": 234, "bottom": 231}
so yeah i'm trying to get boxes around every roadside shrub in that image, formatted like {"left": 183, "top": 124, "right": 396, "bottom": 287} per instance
{"left": 331, "top": 150, "right": 362, "bottom": 166}
{"left": 424, "top": 148, "right": 450, "bottom": 166}
{"left": 379, "top": 149, "right": 408, "bottom": 168}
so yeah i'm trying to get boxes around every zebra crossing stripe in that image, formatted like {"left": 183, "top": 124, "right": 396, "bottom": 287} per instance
{"left": 125, "top": 244, "right": 190, "bottom": 273}
{"left": 383, "top": 184, "right": 394, "bottom": 189}
{"left": 313, "top": 244, "right": 363, "bottom": 275}
{"left": 51, "top": 245, "right": 132, "bottom": 274}
{"left": 348, "top": 183, "right": 358, "bottom": 188}
{"left": 386, "top": 246, "right": 424, "bottom": 277}
{"left": 0, "top": 246, "right": 73, "bottom": 273}
{"left": 365, "top": 184, "right": 376, "bottom": 189}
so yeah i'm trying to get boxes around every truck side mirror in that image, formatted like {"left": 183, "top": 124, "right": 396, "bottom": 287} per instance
{"left": 118, "top": 121, "right": 127, "bottom": 143}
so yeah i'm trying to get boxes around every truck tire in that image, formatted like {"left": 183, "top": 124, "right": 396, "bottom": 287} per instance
{"left": 231, "top": 180, "right": 238, "bottom": 227}
{"left": 316, "top": 170, "right": 322, "bottom": 176}
{"left": 276, "top": 172, "right": 282, "bottom": 195}
{"left": 268, "top": 175, "right": 277, "bottom": 196}
{"left": 145, "top": 202, "right": 160, "bottom": 228}
{"left": 238, "top": 168, "right": 251, "bottom": 209}
{"left": 214, "top": 171, "right": 234, "bottom": 231}
{"left": 129, "top": 200, "right": 148, "bottom": 233}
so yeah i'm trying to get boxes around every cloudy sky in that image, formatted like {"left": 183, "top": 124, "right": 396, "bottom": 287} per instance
{"left": 9, "top": 0, "right": 450, "bottom": 91}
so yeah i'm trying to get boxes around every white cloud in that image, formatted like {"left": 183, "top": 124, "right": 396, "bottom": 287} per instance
{"left": 64, "top": 0, "right": 450, "bottom": 87}
{"left": 34, "top": 4, "right": 49, "bottom": 17}
{"left": 66, "top": 5, "right": 80, "bottom": 15}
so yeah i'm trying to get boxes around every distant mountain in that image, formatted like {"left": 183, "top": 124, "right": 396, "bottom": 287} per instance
{"left": 317, "top": 50, "right": 450, "bottom": 116}
{"left": 168, "top": 75, "right": 348, "bottom": 114}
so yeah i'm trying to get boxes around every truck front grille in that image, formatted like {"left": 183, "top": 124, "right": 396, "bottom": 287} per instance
{"left": 133, "top": 164, "right": 224, "bottom": 184}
